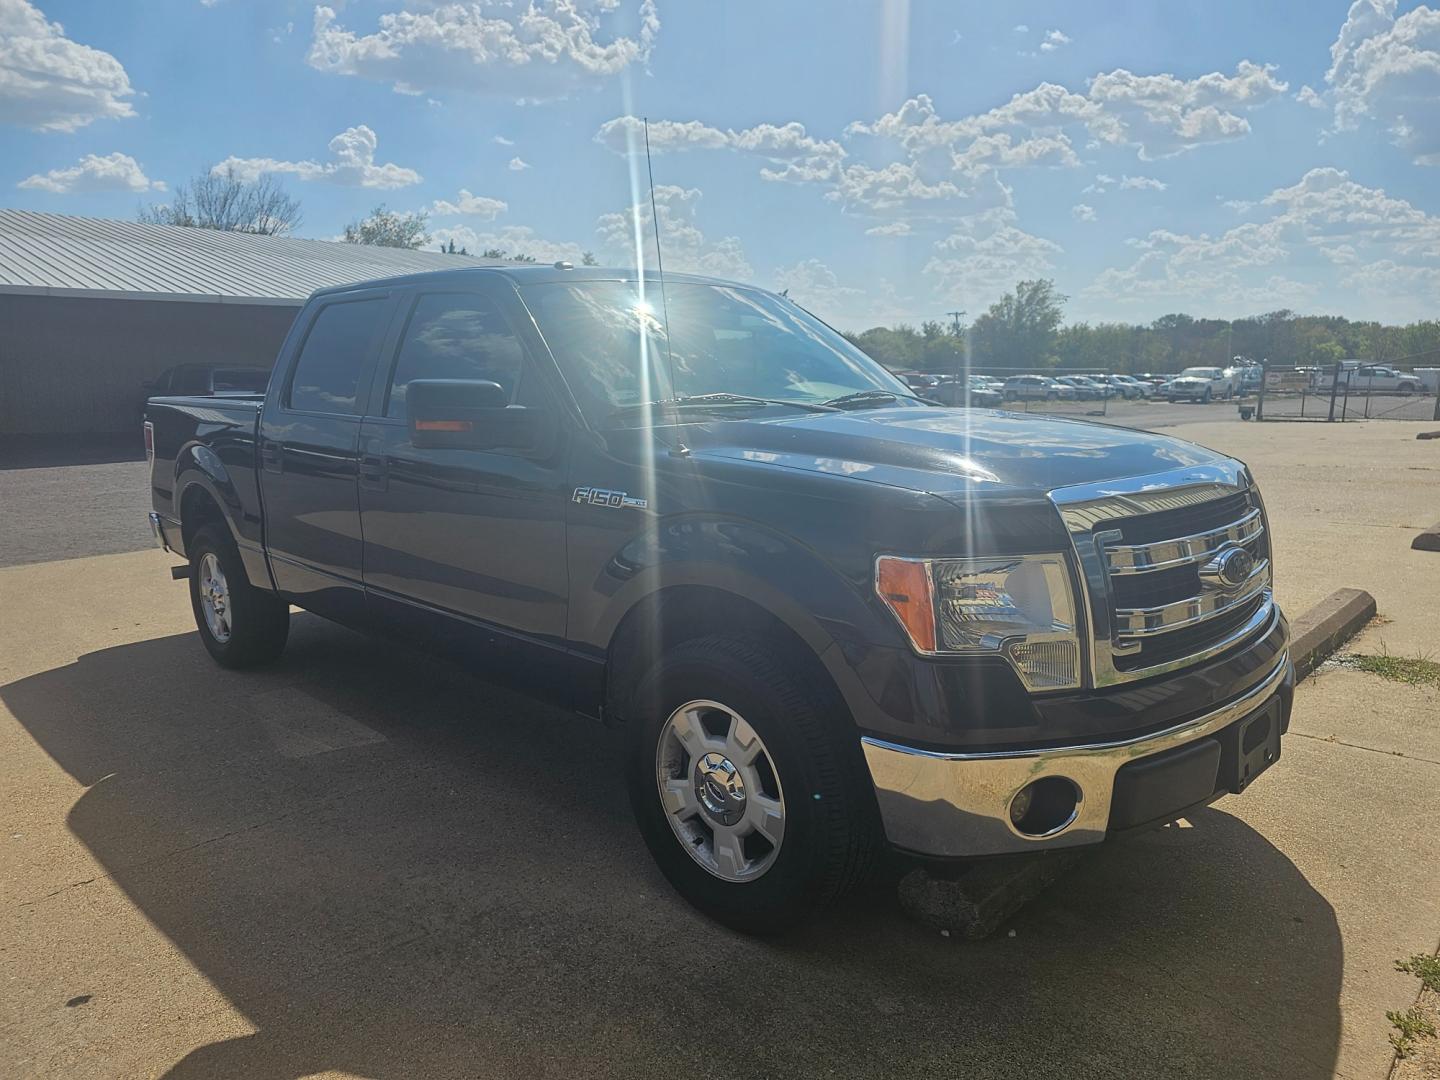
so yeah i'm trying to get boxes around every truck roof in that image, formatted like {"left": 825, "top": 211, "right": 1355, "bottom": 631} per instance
{"left": 309, "top": 264, "right": 748, "bottom": 299}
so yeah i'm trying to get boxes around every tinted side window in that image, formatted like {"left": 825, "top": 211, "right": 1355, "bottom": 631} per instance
{"left": 288, "top": 297, "right": 385, "bottom": 415}
{"left": 386, "top": 292, "right": 526, "bottom": 419}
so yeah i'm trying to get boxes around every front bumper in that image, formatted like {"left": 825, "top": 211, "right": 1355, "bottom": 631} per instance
{"left": 861, "top": 650, "right": 1292, "bottom": 858}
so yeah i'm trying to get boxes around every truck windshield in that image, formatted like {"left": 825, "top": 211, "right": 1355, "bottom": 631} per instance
{"left": 517, "top": 280, "right": 916, "bottom": 426}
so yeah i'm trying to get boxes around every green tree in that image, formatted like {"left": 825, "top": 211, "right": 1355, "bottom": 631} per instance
{"left": 969, "top": 279, "right": 1068, "bottom": 370}
{"left": 343, "top": 205, "right": 430, "bottom": 249}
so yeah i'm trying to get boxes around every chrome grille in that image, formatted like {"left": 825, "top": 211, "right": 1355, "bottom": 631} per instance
{"left": 1050, "top": 463, "right": 1276, "bottom": 686}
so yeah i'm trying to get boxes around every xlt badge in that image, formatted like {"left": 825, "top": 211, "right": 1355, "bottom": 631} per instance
{"left": 573, "top": 486, "right": 648, "bottom": 510}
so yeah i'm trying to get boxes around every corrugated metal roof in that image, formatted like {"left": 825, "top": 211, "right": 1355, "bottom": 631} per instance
{"left": 0, "top": 209, "right": 506, "bottom": 306}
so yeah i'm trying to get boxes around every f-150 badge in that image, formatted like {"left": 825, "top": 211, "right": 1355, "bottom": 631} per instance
{"left": 573, "top": 486, "right": 648, "bottom": 510}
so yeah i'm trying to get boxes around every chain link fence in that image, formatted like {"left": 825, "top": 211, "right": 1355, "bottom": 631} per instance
{"left": 1256, "top": 362, "right": 1440, "bottom": 422}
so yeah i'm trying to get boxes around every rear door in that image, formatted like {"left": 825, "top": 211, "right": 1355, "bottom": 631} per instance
{"left": 355, "top": 281, "right": 572, "bottom": 694}
{"left": 259, "top": 288, "right": 394, "bottom": 623}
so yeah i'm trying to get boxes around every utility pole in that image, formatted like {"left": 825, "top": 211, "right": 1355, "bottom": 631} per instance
{"left": 946, "top": 310, "right": 967, "bottom": 388}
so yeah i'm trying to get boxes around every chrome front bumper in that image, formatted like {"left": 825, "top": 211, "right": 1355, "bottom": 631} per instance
{"left": 860, "top": 651, "right": 1290, "bottom": 858}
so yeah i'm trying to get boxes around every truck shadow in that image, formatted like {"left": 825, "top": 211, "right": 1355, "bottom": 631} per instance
{"left": 2, "top": 615, "right": 1342, "bottom": 1079}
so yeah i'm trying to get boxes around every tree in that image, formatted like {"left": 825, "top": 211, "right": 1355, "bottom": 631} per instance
{"left": 969, "top": 279, "right": 1068, "bottom": 369}
{"left": 343, "top": 205, "right": 430, "bottom": 249}
{"left": 581, "top": 250, "right": 598, "bottom": 266}
{"left": 478, "top": 247, "right": 536, "bottom": 262}
{"left": 138, "top": 165, "right": 301, "bottom": 236}
{"left": 439, "top": 238, "right": 468, "bottom": 255}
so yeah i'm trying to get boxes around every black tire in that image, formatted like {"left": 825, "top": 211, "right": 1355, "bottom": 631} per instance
{"left": 1046, "top": 390, "right": 1058, "bottom": 400}
{"left": 1004, "top": 390, "right": 1016, "bottom": 402}
{"left": 1398, "top": 382, "right": 1416, "bottom": 396}
{"left": 1201, "top": 388, "right": 1212, "bottom": 403}
{"left": 626, "top": 634, "right": 879, "bottom": 934}
{"left": 188, "top": 524, "right": 289, "bottom": 668}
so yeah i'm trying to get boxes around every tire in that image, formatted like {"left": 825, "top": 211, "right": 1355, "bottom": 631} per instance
{"left": 1398, "top": 382, "right": 1417, "bottom": 396}
{"left": 626, "top": 634, "right": 879, "bottom": 934}
{"left": 1201, "top": 388, "right": 1212, "bottom": 404}
{"left": 188, "top": 524, "right": 290, "bottom": 668}
{"left": 1046, "top": 391, "right": 1058, "bottom": 400}
{"left": 1004, "top": 390, "right": 1016, "bottom": 402}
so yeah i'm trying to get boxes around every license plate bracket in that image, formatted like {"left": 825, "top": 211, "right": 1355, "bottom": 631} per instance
{"left": 1225, "top": 699, "right": 1282, "bottom": 793}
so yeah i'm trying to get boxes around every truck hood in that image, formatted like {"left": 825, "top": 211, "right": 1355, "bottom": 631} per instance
{"left": 683, "top": 407, "right": 1229, "bottom": 498}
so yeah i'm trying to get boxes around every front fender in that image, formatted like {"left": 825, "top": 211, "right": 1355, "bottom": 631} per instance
{"left": 587, "top": 513, "right": 902, "bottom": 657}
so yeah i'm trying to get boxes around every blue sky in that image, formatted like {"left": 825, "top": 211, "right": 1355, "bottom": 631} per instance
{"left": 4, "top": 0, "right": 1439, "bottom": 329}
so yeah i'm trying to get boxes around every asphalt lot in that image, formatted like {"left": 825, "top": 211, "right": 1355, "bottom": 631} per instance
{"left": 2, "top": 418, "right": 1438, "bottom": 1079}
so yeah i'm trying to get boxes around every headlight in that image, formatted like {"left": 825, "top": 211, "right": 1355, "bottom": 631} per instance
{"left": 875, "top": 554, "right": 1082, "bottom": 692}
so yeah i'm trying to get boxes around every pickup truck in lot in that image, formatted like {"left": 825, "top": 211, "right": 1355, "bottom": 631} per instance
{"left": 146, "top": 265, "right": 1292, "bottom": 933}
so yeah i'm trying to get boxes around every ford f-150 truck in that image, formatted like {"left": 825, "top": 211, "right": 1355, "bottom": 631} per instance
{"left": 145, "top": 266, "right": 1292, "bottom": 933}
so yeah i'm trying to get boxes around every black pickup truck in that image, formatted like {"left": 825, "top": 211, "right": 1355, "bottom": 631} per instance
{"left": 146, "top": 265, "right": 1292, "bottom": 932}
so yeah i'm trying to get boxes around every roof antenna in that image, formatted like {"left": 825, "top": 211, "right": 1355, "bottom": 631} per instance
{"left": 643, "top": 117, "right": 680, "bottom": 407}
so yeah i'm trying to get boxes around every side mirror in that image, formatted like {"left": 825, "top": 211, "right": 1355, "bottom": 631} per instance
{"left": 407, "top": 379, "right": 540, "bottom": 451}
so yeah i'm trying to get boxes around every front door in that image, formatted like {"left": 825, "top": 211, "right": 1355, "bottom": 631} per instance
{"left": 357, "top": 283, "right": 571, "bottom": 696}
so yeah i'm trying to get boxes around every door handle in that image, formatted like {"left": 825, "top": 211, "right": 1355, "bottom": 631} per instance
{"left": 260, "top": 439, "right": 283, "bottom": 474}
{"left": 359, "top": 438, "right": 388, "bottom": 491}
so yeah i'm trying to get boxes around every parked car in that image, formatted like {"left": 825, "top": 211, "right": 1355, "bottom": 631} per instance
{"left": 1320, "top": 364, "right": 1422, "bottom": 394}
{"left": 1055, "top": 376, "right": 1104, "bottom": 400}
{"left": 1003, "top": 374, "right": 1074, "bottom": 401}
{"left": 928, "top": 375, "right": 1003, "bottom": 408}
{"left": 1104, "top": 375, "right": 1148, "bottom": 399}
{"left": 1162, "top": 366, "right": 1242, "bottom": 402}
{"left": 898, "top": 371, "right": 939, "bottom": 392}
{"left": 145, "top": 265, "right": 1291, "bottom": 933}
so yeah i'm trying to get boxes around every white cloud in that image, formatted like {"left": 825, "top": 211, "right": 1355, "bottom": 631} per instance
{"left": 865, "top": 220, "right": 912, "bottom": 236}
{"left": 924, "top": 208, "right": 1063, "bottom": 308}
{"left": 1118, "top": 174, "right": 1166, "bottom": 190}
{"left": 850, "top": 62, "right": 1286, "bottom": 164}
{"left": 1013, "top": 24, "right": 1030, "bottom": 33}
{"left": 1325, "top": 0, "right": 1440, "bottom": 164}
{"left": 431, "top": 188, "right": 507, "bottom": 219}
{"left": 432, "top": 223, "right": 584, "bottom": 264}
{"left": 1072, "top": 203, "right": 1096, "bottom": 221}
{"left": 215, "top": 125, "right": 422, "bottom": 189}
{"left": 594, "top": 184, "right": 752, "bottom": 279}
{"left": 307, "top": 0, "right": 659, "bottom": 100}
{"left": 772, "top": 258, "right": 911, "bottom": 328}
{"left": 1040, "top": 29, "right": 1071, "bottom": 52}
{"left": 1085, "top": 167, "right": 1440, "bottom": 312}
{"left": 1295, "top": 84, "right": 1325, "bottom": 108}
{"left": 0, "top": 0, "right": 137, "bottom": 131}
{"left": 595, "top": 116, "right": 846, "bottom": 183}
{"left": 18, "top": 151, "right": 163, "bottom": 193}
{"left": 507, "top": 156, "right": 531, "bottom": 171}
{"left": 493, "top": 135, "right": 514, "bottom": 146}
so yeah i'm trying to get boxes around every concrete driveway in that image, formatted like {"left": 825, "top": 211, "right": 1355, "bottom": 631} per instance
{"left": 2, "top": 420, "right": 1437, "bottom": 1079}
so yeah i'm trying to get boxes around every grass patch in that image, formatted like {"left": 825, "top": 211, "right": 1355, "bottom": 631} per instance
{"left": 1389, "top": 1007, "right": 1437, "bottom": 1059}
{"left": 1346, "top": 653, "right": 1440, "bottom": 688}
{"left": 1398, "top": 954, "right": 1440, "bottom": 994}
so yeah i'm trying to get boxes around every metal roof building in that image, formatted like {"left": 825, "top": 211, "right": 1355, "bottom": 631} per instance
{"left": 0, "top": 210, "right": 495, "bottom": 438}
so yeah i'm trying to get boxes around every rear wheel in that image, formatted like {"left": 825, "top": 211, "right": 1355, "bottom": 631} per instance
{"left": 626, "top": 634, "right": 878, "bottom": 934}
{"left": 188, "top": 524, "right": 289, "bottom": 668}
{"left": 1399, "top": 382, "right": 1417, "bottom": 396}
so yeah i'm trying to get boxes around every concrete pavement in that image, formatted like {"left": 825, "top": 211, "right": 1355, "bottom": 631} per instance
{"left": 2, "top": 420, "right": 1438, "bottom": 1078}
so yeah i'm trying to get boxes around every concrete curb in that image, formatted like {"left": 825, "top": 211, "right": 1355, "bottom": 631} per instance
{"left": 1412, "top": 523, "right": 1440, "bottom": 552}
{"left": 903, "top": 587, "right": 1377, "bottom": 939}
{"left": 1289, "top": 587, "right": 1378, "bottom": 680}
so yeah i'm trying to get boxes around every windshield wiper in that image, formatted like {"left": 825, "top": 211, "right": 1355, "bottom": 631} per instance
{"left": 611, "top": 393, "right": 838, "bottom": 418}
{"left": 820, "top": 389, "right": 932, "bottom": 409}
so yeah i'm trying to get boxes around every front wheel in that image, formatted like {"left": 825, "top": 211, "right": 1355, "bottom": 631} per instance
{"left": 188, "top": 524, "right": 290, "bottom": 668}
{"left": 1201, "top": 388, "right": 1212, "bottom": 403}
{"left": 626, "top": 634, "right": 878, "bottom": 934}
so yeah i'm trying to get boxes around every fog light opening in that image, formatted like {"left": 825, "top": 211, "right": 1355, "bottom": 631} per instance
{"left": 1009, "top": 777, "right": 1082, "bottom": 838}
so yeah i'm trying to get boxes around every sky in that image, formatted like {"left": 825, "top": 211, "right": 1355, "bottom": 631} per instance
{"left": 3, "top": 0, "right": 1439, "bottom": 330}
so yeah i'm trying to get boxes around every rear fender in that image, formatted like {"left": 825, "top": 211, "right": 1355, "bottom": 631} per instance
{"left": 174, "top": 442, "right": 272, "bottom": 589}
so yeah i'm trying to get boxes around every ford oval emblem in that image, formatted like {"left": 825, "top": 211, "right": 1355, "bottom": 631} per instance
{"left": 1201, "top": 545, "right": 1255, "bottom": 589}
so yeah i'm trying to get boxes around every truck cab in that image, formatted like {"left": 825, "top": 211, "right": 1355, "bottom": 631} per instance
{"left": 146, "top": 266, "right": 1292, "bottom": 933}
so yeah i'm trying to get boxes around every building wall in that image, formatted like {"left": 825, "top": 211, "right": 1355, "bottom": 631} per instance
{"left": 0, "top": 293, "right": 299, "bottom": 436}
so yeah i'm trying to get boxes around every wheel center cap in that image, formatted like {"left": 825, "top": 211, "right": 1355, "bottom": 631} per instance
{"left": 694, "top": 752, "right": 746, "bottom": 825}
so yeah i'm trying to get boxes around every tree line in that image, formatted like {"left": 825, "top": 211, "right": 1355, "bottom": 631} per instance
{"left": 842, "top": 279, "right": 1440, "bottom": 375}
